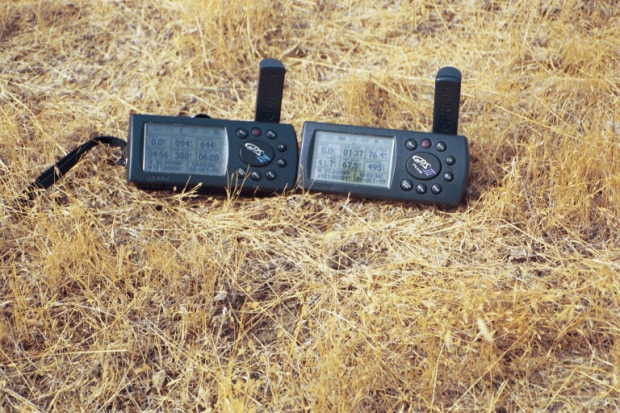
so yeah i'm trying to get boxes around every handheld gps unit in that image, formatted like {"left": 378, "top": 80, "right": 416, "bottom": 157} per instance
{"left": 126, "top": 59, "right": 298, "bottom": 194}
{"left": 298, "top": 67, "right": 468, "bottom": 206}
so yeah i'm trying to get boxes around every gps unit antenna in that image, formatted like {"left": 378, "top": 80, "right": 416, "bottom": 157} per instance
{"left": 432, "top": 66, "right": 461, "bottom": 135}
{"left": 255, "top": 58, "right": 286, "bottom": 124}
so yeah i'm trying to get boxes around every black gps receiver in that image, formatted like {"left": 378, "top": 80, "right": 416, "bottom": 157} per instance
{"left": 21, "top": 59, "right": 298, "bottom": 205}
{"left": 298, "top": 67, "right": 468, "bottom": 207}
{"left": 126, "top": 59, "right": 298, "bottom": 194}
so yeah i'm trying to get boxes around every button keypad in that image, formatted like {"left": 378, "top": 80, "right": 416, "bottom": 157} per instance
{"left": 233, "top": 125, "right": 296, "bottom": 190}
{"left": 398, "top": 135, "right": 460, "bottom": 199}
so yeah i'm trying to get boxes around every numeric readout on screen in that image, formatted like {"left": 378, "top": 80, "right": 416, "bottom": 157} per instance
{"left": 310, "top": 131, "right": 395, "bottom": 188}
{"left": 142, "top": 123, "right": 228, "bottom": 176}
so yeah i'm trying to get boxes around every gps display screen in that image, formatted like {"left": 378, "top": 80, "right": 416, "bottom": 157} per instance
{"left": 310, "top": 130, "right": 395, "bottom": 188}
{"left": 142, "top": 123, "right": 228, "bottom": 176}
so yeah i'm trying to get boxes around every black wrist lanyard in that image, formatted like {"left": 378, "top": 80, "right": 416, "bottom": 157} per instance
{"left": 22, "top": 135, "right": 126, "bottom": 202}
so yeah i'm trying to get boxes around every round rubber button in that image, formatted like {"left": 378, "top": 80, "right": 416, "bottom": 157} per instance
{"left": 421, "top": 139, "right": 431, "bottom": 149}
{"left": 436, "top": 141, "right": 447, "bottom": 152}
{"left": 240, "top": 141, "right": 275, "bottom": 167}
{"left": 276, "top": 159, "right": 287, "bottom": 167}
{"left": 446, "top": 156, "right": 456, "bottom": 166}
{"left": 251, "top": 127, "right": 262, "bottom": 137}
{"left": 400, "top": 179, "right": 413, "bottom": 191}
{"left": 415, "top": 184, "right": 427, "bottom": 194}
{"left": 236, "top": 128, "right": 249, "bottom": 138}
{"left": 405, "top": 139, "right": 417, "bottom": 150}
{"left": 266, "top": 130, "right": 277, "bottom": 139}
{"left": 250, "top": 171, "right": 261, "bottom": 181}
{"left": 277, "top": 144, "right": 287, "bottom": 152}
{"left": 431, "top": 184, "right": 442, "bottom": 194}
{"left": 265, "top": 171, "right": 276, "bottom": 180}
{"left": 443, "top": 172, "right": 454, "bottom": 182}
{"left": 406, "top": 152, "right": 441, "bottom": 180}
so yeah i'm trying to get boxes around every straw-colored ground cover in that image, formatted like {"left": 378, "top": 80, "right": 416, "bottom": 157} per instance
{"left": 1, "top": 0, "right": 619, "bottom": 411}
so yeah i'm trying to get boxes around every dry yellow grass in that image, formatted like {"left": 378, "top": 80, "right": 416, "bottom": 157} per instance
{"left": 1, "top": 0, "right": 619, "bottom": 411}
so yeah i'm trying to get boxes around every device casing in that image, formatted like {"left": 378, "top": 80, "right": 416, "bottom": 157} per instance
{"left": 127, "top": 114, "right": 298, "bottom": 194}
{"left": 298, "top": 121, "right": 468, "bottom": 206}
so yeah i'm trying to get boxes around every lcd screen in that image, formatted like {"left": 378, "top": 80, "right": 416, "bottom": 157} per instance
{"left": 143, "top": 123, "right": 228, "bottom": 176}
{"left": 310, "top": 131, "right": 395, "bottom": 188}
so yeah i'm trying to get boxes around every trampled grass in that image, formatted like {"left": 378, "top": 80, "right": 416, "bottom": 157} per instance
{"left": 0, "top": 0, "right": 619, "bottom": 411}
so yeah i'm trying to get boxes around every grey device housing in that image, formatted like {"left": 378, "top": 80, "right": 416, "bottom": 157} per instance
{"left": 126, "top": 114, "right": 298, "bottom": 194}
{"left": 298, "top": 122, "right": 468, "bottom": 206}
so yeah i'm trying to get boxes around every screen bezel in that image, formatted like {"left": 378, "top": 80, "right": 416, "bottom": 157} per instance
{"left": 309, "top": 130, "right": 396, "bottom": 189}
{"left": 300, "top": 122, "right": 402, "bottom": 196}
